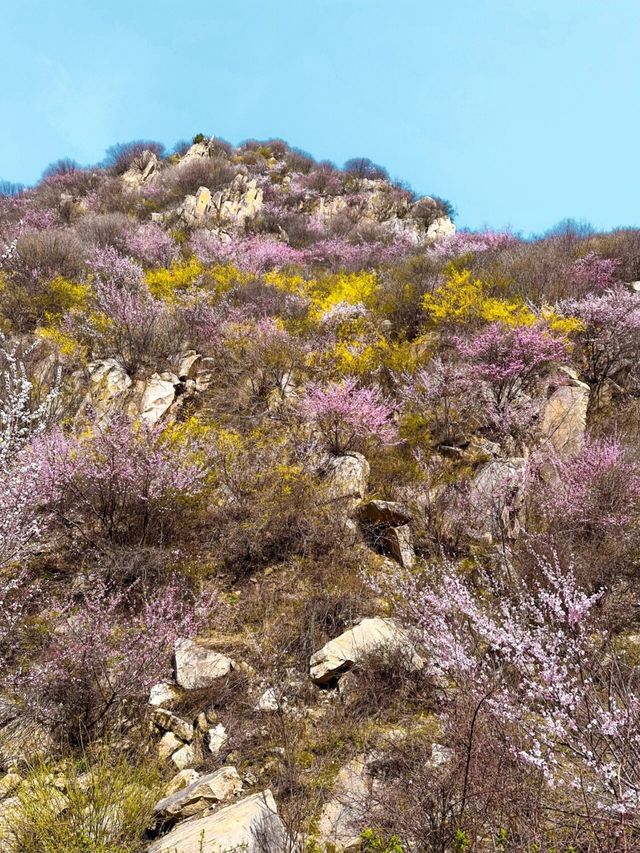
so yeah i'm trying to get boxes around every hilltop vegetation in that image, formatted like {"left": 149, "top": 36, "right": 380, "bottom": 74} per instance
{"left": 2, "top": 135, "right": 640, "bottom": 852}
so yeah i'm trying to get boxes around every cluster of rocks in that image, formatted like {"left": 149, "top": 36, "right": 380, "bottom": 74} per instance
{"left": 120, "top": 136, "right": 455, "bottom": 247}
{"left": 324, "top": 452, "right": 417, "bottom": 568}
{"left": 74, "top": 350, "right": 209, "bottom": 426}
{"left": 138, "top": 600, "right": 429, "bottom": 852}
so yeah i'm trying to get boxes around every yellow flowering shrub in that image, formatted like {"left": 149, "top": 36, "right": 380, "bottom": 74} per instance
{"left": 36, "top": 326, "right": 86, "bottom": 360}
{"left": 145, "top": 258, "right": 204, "bottom": 300}
{"left": 540, "top": 305, "right": 585, "bottom": 337}
{"left": 310, "top": 271, "right": 379, "bottom": 315}
{"left": 422, "top": 268, "right": 535, "bottom": 328}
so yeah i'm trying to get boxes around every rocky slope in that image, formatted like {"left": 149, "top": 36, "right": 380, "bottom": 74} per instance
{"left": 1, "top": 135, "right": 640, "bottom": 852}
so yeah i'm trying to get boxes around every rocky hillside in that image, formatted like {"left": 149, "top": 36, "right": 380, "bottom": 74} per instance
{"left": 1, "top": 135, "right": 640, "bottom": 852}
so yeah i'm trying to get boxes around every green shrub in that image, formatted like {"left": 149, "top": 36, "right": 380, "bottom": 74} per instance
{"left": 9, "top": 747, "right": 161, "bottom": 853}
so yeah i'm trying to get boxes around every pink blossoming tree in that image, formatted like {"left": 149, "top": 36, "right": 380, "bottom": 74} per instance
{"left": 301, "top": 377, "right": 398, "bottom": 454}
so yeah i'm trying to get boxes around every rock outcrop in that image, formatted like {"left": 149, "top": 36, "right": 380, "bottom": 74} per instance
{"left": 154, "top": 766, "right": 243, "bottom": 821}
{"left": 147, "top": 790, "right": 288, "bottom": 853}
{"left": 175, "top": 640, "right": 235, "bottom": 690}
{"left": 309, "top": 617, "right": 425, "bottom": 685}
{"left": 324, "top": 453, "right": 370, "bottom": 514}
{"left": 540, "top": 370, "right": 590, "bottom": 457}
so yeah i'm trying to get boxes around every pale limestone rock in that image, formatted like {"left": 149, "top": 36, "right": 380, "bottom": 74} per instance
{"left": 164, "top": 768, "right": 200, "bottom": 798}
{"left": 180, "top": 141, "right": 212, "bottom": 163}
{"left": 387, "top": 524, "right": 416, "bottom": 568}
{"left": 79, "top": 358, "right": 131, "bottom": 422}
{"left": 171, "top": 742, "right": 197, "bottom": 771}
{"left": 122, "top": 151, "right": 160, "bottom": 187}
{"left": 175, "top": 640, "right": 235, "bottom": 690}
{"left": 540, "top": 376, "right": 590, "bottom": 457}
{"left": 154, "top": 766, "right": 243, "bottom": 820}
{"left": 147, "top": 790, "right": 287, "bottom": 853}
{"left": 467, "top": 457, "right": 526, "bottom": 541}
{"left": 139, "top": 372, "right": 179, "bottom": 425}
{"left": 425, "top": 215, "right": 456, "bottom": 242}
{"left": 149, "top": 682, "right": 181, "bottom": 709}
{"left": 158, "top": 732, "right": 182, "bottom": 763}
{"left": 325, "top": 453, "right": 370, "bottom": 513}
{"left": 194, "top": 186, "right": 212, "bottom": 219}
{"left": 309, "top": 617, "right": 425, "bottom": 685}
{"left": 210, "top": 175, "right": 263, "bottom": 227}
{"left": 206, "top": 723, "right": 228, "bottom": 755}
{"left": 153, "top": 709, "right": 194, "bottom": 742}
{"left": 255, "top": 688, "right": 280, "bottom": 712}
{"left": 176, "top": 350, "right": 201, "bottom": 380}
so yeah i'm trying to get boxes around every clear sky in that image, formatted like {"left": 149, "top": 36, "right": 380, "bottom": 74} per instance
{"left": 1, "top": 0, "right": 639, "bottom": 235}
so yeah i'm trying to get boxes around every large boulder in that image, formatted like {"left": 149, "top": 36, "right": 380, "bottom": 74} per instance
{"left": 540, "top": 372, "right": 590, "bottom": 457}
{"left": 77, "top": 358, "right": 131, "bottom": 422}
{"left": 174, "top": 640, "right": 235, "bottom": 690}
{"left": 386, "top": 524, "right": 416, "bottom": 569}
{"left": 137, "top": 372, "right": 180, "bottom": 425}
{"left": 358, "top": 500, "right": 411, "bottom": 527}
{"left": 122, "top": 151, "right": 160, "bottom": 187}
{"left": 154, "top": 766, "right": 243, "bottom": 821}
{"left": 425, "top": 215, "right": 456, "bottom": 242}
{"left": 309, "top": 617, "right": 425, "bottom": 685}
{"left": 467, "top": 457, "right": 527, "bottom": 541}
{"left": 147, "top": 790, "right": 288, "bottom": 853}
{"left": 358, "top": 501, "right": 415, "bottom": 567}
{"left": 324, "top": 453, "right": 370, "bottom": 514}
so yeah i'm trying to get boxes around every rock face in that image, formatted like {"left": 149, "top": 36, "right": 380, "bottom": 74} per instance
{"left": 386, "top": 524, "right": 416, "bottom": 569}
{"left": 309, "top": 617, "right": 424, "bottom": 685}
{"left": 313, "top": 181, "right": 455, "bottom": 246}
{"left": 154, "top": 766, "right": 243, "bottom": 820}
{"left": 77, "top": 358, "right": 131, "bottom": 422}
{"left": 122, "top": 151, "right": 160, "bottom": 187}
{"left": 147, "top": 790, "right": 287, "bottom": 853}
{"left": 425, "top": 215, "right": 456, "bottom": 242}
{"left": 177, "top": 176, "right": 263, "bottom": 228}
{"left": 358, "top": 500, "right": 415, "bottom": 567}
{"left": 175, "top": 640, "right": 235, "bottom": 690}
{"left": 324, "top": 453, "right": 370, "bottom": 513}
{"left": 540, "top": 373, "right": 590, "bottom": 457}
{"left": 467, "top": 457, "right": 527, "bottom": 541}
{"left": 138, "top": 371, "right": 180, "bottom": 425}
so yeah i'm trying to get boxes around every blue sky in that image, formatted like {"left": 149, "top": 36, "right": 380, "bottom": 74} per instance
{"left": 1, "top": 0, "right": 639, "bottom": 235}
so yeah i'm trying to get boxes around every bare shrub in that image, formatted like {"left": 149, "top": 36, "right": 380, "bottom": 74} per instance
{"left": 344, "top": 157, "right": 389, "bottom": 181}
{"left": 75, "top": 212, "right": 131, "bottom": 248}
{"left": 103, "top": 140, "right": 166, "bottom": 175}
{"left": 168, "top": 157, "right": 236, "bottom": 197}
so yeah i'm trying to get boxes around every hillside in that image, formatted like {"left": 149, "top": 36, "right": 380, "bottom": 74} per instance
{"left": 1, "top": 135, "right": 640, "bottom": 852}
